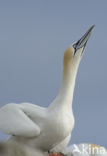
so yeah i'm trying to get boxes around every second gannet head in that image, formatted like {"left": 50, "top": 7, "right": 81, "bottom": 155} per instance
{"left": 63, "top": 25, "right": 95, "bottom": 73}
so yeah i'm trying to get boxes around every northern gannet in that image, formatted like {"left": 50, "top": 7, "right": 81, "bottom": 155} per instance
{"left": 0, "top": 25, "right": 95, "bottom": 153}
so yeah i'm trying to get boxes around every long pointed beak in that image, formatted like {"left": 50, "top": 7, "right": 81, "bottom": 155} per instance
{"left": 73, "top": 25, "right": 95, "bottom": 53}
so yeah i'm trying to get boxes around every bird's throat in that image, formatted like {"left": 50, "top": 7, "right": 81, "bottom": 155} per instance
{"left": 58, "top": 62, "right": 78, "bottom": 105}
{"left": 49, "top": 55, "right": 80, "bottom": 110}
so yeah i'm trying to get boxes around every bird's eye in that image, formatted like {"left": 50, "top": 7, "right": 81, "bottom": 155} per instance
{"left": 73, "top": 40, "right": 80, "bottom": 50}
{"left": 73, "top": 43, "right": 77, "bottom": 54}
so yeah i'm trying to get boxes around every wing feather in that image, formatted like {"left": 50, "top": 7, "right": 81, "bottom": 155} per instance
{"left": 0, "top": 103, "right": 41, "bottom": 137}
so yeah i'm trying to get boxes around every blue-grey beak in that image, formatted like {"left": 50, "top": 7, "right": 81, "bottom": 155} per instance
{"left": 73, "top": 25, "right": 95, "bottom": 53}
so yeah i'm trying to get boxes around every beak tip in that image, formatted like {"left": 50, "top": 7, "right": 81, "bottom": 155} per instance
{"left": 90, "top": 24, "right": 95, "bottom": 31}
{"left": 73, "top": 25, "right": 95, "bottom": 52}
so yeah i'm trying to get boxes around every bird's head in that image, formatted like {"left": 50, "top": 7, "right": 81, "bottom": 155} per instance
{"left": 63, "top": 25, "right": 95, "bottom": 71}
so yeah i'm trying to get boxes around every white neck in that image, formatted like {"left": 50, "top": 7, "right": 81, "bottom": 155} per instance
{"left": 59, "top": 63, "right": 78, "bottom": 103}
{"left": 49, "top": 59, "right": 80, "bottom": 110}
{"left": 49, "top": 45, "right": 82, "bottom": 110}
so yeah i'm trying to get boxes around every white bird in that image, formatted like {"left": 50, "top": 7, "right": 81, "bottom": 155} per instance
{"left": 0, "top": 26, "right": 95, "bottom": 153}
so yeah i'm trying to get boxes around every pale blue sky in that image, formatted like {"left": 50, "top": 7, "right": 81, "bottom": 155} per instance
{"left": 0, "top": 0, "right": 107, "bottom": 147}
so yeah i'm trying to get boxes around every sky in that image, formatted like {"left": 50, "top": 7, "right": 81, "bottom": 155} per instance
{"left": 0, "top": 0, "right": 107, "bottom": 148}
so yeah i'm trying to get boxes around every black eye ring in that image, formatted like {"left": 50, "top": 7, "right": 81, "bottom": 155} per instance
{"left": 73, "top": 43, "right": 77, "bottom": 54}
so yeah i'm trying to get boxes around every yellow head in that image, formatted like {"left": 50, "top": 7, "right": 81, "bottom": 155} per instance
{"left": 63, "top": 25, "right": 95, "bottom": 72}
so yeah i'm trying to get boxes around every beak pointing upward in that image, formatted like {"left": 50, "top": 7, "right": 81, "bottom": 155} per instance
{"left": 73, "top": 25, "right": 95, "bottom": 53}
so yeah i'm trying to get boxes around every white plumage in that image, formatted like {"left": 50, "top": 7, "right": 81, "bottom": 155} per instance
{"left": 0, "top": 25, "right": 94, "bottom": 152}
